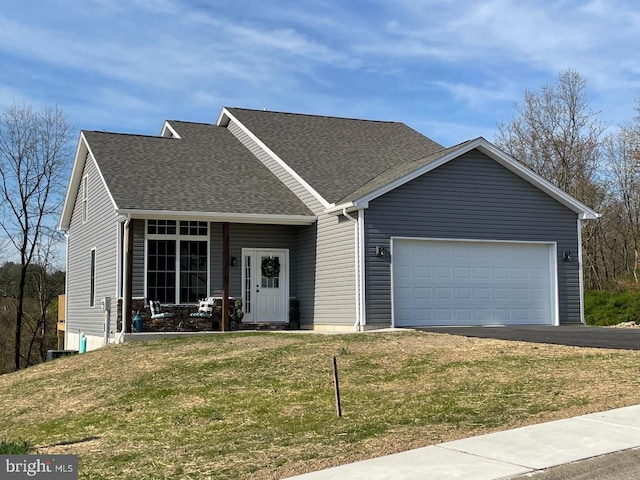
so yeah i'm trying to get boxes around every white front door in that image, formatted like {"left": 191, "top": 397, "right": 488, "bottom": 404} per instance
{"left": 242, "top": 249, "right": 288, "bottom": 322}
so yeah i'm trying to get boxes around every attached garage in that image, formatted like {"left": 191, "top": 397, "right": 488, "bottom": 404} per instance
{"left": 391, "top": 238, "right": 558, "bottom": 327}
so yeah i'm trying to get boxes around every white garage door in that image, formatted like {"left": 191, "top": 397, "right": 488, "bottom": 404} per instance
{"left": 392, "top": 238, "right": 556, "bottom": 327}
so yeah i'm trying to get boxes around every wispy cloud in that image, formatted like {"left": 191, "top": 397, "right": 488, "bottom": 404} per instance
{"left": 431, "top": 81, "right": 516, "bottom": 109}
{"left": 0, "top": 0, "right": 638, "bottom": 146}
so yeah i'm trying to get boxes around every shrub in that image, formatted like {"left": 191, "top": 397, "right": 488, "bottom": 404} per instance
{"left": 584, "top": 290, "right": 640, "bottom": 326}
{"left": 0, "top": 439, "right": 33, "bottom": 454}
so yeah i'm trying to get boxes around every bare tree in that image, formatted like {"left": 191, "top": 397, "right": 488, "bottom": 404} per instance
{"left": 495, "top": 69, "right": 605, "bottom": 203}
{"left": 495, "top": 70, "right": 609, "bottom": 291}
{"left": 0, "top": 103, "right": 72, "bottom": 371}
{"left": 25, "top": 230, "right": 65, "bottom": 366}
{"left": 604, "top": 125, "right": 640, "bottom": 278}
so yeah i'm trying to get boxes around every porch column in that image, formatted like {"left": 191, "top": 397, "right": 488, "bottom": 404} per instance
{"left": 125, "top": 219, "right": 134, "bottom": 333}
{"left": 221, "top": 222, "right": 230, "bottom": 332}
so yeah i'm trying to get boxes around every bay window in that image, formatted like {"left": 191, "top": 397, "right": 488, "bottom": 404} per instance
{"left": 146, "top": 220, "right": 208, "bottom": 304}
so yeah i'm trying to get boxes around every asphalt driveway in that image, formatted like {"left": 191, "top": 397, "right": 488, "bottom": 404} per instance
{"left": 418, "top": 325, "right": 640, "bottom": 350}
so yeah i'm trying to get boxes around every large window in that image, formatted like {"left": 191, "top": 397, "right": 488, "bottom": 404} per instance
{"left": 146, "top": 220, "right": 208, "bottom": 304}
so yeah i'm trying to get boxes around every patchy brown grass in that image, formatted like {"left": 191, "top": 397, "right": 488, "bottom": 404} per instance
{"left": 1, "top": 331, "right": 640, "bottom": 479}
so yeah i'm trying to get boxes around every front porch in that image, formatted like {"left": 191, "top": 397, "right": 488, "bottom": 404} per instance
{"left": 117, "top": 297, "right": 296, "bottom": 333}
{"left": 119, "top": 218, "right": 311, "bottom": 335}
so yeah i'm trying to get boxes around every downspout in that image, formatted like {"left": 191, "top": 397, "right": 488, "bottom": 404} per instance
{"left": 577, "top": 218, "right": 585, "bottom": 325}
{"left": 64, "top": 231, "right": 70, "bottom": 350}
{"left": 116, "top": 214, "right": 132, "bottom": 343}
{"left": 343, "top": 208, "right": 362, "bottom": 331}
{"left": 358, "top": 209, "right": 366, "bottom": 329}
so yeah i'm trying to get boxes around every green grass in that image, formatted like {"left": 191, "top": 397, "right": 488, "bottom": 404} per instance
{"left": 584, "top": 290, "right": 640, "bottom": 325}
{"left": 0, "top": 439, "right": 33, "bottom": 454}
{"left": 1, "top": 331, "right": 640, "bottom": 479}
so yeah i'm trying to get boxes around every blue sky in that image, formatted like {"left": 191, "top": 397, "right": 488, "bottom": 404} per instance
{"left": 1, "top": 0, "right": 639, "bottom": 147}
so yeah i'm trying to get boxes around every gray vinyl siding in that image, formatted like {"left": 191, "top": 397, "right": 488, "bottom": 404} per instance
{"left": 227, "top": 118, "right": 357, "bottom": 326}
{"left": 66, "top": 153, "right": 119, "bottom": 337}
{"left": 296, "top": 223, "right": 317, "bottom": 327}
{"left": 312, "top": 213, "right": 357, "bottom": 325}
{"left": 131, "top": 219, "right": 145, "bottom": 297}
{"left": 365, "top": 150, "right": 581, "bottom": 326}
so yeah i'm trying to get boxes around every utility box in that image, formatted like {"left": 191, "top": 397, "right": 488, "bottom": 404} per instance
{"left": 102, "top": 296, "right": 111, "bottom": 346}
{"left": 46, "top": 350, "right": 78, "bottom": 361}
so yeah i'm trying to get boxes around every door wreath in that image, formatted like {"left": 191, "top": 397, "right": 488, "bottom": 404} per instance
{"left": 261, "top": 257, "right": 280, "bottom": 278}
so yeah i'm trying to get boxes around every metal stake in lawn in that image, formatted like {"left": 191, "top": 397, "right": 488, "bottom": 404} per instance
{"left": 333, "top": 356, "right": 342, "bottom": 417}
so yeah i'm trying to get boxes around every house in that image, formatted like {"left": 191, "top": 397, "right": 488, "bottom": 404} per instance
{"left": 58, "top": 107, "right": 598, "bottom": 351}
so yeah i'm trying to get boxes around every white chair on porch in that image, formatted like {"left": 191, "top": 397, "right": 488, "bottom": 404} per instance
{"left": 190, "top": 297, "right": 216, "bottom": 319}
{"left": 149, "top": 300, "right": 174, "bottom": 319}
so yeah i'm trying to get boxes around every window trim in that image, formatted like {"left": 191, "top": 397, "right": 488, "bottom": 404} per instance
{"left": 82, "top": 175, "right": 88, "bottom": 223}
{"left": 144, "top": 220, "right": 210, "bottom": 304}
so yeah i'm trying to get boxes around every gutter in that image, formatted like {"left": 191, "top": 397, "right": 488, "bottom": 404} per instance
{"left": 343, "top": 208, "right": 364, "bottom": 331}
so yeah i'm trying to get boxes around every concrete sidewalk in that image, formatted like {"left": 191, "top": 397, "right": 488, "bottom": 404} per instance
{"left": 286, "top": 404, "right": 640, "bottom": 480}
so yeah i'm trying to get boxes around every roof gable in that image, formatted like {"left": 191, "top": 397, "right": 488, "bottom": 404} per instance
{"left": 343, "top": 137, "right": 598, "bottom": 220}
{"left": 59, "top": 121, "right": 314, "bottom": 230}
{"left": 59, "top": 131, "right": 117, "bottom": 231}
{"left": 220, "top": 107, "right": 444, "bottom": 206}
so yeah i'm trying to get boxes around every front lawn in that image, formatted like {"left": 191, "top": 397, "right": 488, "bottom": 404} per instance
{"left": 1, "top": 331, "right": 639, "bottom": 479}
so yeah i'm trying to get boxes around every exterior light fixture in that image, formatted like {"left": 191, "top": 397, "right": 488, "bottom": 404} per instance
{"left": 375, "top": 246, "right": 387, "bottom": 258}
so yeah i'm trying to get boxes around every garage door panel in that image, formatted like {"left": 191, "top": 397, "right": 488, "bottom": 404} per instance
{"left": 414, "top": 287, "right": 431, "bottom": 299}
{"left": 415, "top": 266, "right": 430, "bottom": 278}
{"left": 532, "top": 311, "right": 548, "bottom": 322}
{"left": 414, "top": 309, "right": 432, "bottom": 321}
{"left": 395, "top": 242, "right": 412, "bottom": 257}
{"left": 512, "top": 268, "right": 529, "bottom": 280}
{"left": 435, "top": 309, "right": 452, "bottom": 322}
{"left": 531, "top": 269, "right": 548, "bottom": 280}
{"left": 474, "top": 288, "right": 491, "bottom": 300}
{"left": 395, "top": 310, "right": 411, "bottom": 323}
{"left": 454, "top": 267, "right": 471, "bottom": 278}
{"left": 475, "top": 309, "right": 492, "bottom": 322}
{"left": 493, "top": 268, "right": 510, "bottom": 280}
{"left": 473, "top": 267, "right": 490, "bottom": 279}
{"left": 395, "top": 265, "right": 411, "bottom": 279}
{"left": 513, "top": 309, "right": 532, "bottom": 322}
{"left": 434, "top": 267, "right": 451, "bottom": 279}
{"left": 530, "top": 289, "right": 547, "bottom": 300}
{"left": 435, "top": 287, "right": 452, "bottom": 300}
{"left": 433, "top": 245, "right": 451, "bottom": 257}
{"left": 455, "top": 288, "right": 472, "bottom": 300}
{"left": 494, "top": 288, "right": 511, "bottom": 300}
{"left": 513, "top": 289, "right": 530, "bottom": 300}
{"left": 393, "top": 239, "right": 555, "bottom": 327}
{"left": 395, "top": 287, "right": 411, "bottom": 299}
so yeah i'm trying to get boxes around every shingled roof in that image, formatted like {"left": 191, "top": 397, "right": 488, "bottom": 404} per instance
{"left": 224, "top": 108, "right": 445, "bottom": 205}
{"left": 83, "top": 122, "right": 313, "bottom": 217}
{"left": 60, "top": 108, "right": 600, "bottom": 232}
